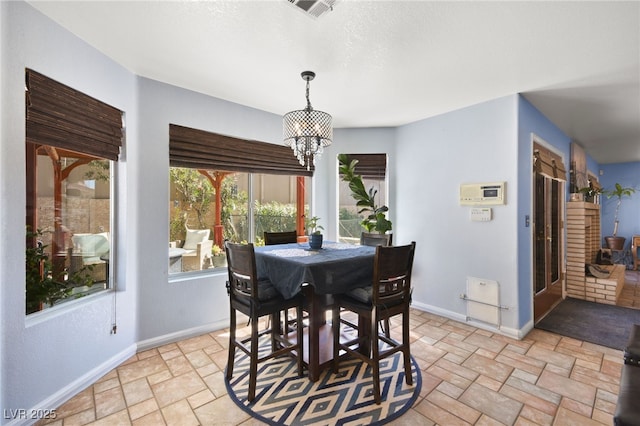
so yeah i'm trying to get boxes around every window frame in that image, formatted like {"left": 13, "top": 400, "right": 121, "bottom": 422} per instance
{"left": 24, "top": 69, "right": 123, "bottom": 315}
{"left": 168, "top": 168, "right": 310, "bottom": 277}
{"left": 25, "top": 145, "right": 116, "bottom": 314}
{"left": 337, "top": 153, "right": 389, "bottom": 244}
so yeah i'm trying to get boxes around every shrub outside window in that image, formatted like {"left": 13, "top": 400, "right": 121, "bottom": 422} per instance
{"left": 169, "top": 167, "right": 309, "bottom": 274}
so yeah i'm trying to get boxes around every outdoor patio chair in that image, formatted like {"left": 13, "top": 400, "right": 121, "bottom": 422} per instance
{"left": 170, "top": 227, "right": 213, "bottom": 271}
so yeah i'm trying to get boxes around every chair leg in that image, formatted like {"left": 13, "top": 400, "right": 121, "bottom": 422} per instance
{"left": 226, "top": 307, "right": 236, "bottom": 380}
{"left": 296, "top": 304, "right": 304, "bottom": 377}
{"left": 248, "top": 315, "right": 259, "bottom": 402}
{"left": 402, "top": 310, "right": 413, "bottom": 386}
{"left": 371, "top": 314, "right": 382, "bottom": 405}
{"left": 332, "top": 305, "right": 341, "bottom": 373}
{"left": 271, "top": 311, "right": 279, "bottom": 353}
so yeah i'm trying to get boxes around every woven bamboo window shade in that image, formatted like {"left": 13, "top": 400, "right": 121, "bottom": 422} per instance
{"left": 340, "top": 154, "right": 387, "bottom": 180}
{"left": 169, "top": 124, "right": 313, "bottom": 177}
{"left": 25, "top": 69, "right": 123, "bottom": 161}
{"left": 533, "top": 143, "right": 567, "bottom": 181}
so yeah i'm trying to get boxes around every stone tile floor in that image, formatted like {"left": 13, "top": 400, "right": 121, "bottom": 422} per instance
{"left": 39, "top": 271, "right": 640, "bottom": 425}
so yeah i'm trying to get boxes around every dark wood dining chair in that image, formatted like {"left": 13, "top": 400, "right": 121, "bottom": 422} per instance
{"left": 264, "top": 230, "right": 298, "bottom": 245}
{"left": 360, "top": 231, "right": 393, "bottom": 336}
{"left": 263, "top": 230, "right": 301, "bottom": 330}
{"left": 225, "top": 241, "right": 304, "bottom": 402}
{"left": 332, "top": 242, "right": 416, "bottom": 404}
{"left": 360, "top": 232, "right": 392, "bottom": 247}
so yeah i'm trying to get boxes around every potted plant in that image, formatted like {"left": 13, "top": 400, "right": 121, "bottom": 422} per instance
{"left": 578, "top": 181, "right": 602, "bottom": 204}
{"left": 307, "top": 216, "right": 324, "bottom": 249}
{"left": 25, "top": 228, "right": 94, "bottom": 314}
{"left": 603, "top": 183, "right": 636, "bottom": 250}
{"left": 338, "top": 154, "right": 392, "bottom": 234}
{"left": 211, "top": 244, "right": 227, "bottom": 268}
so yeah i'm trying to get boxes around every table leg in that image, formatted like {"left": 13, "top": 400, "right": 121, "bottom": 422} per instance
{"left": 304, "top": 285, "right": 322, "bottom": 382}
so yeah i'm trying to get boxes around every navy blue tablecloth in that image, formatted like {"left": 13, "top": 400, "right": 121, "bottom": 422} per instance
{"left": 254, "top": 242, "right": 375, "bottom": 299}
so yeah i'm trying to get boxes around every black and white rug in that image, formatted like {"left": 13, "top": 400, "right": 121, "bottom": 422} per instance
{"left": 225, "top": 337, "right": 421, "bottom": 425}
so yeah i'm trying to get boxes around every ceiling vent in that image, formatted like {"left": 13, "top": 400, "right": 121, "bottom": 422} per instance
{"left": 287, "top": 0, "right": 337, "bottom": 19}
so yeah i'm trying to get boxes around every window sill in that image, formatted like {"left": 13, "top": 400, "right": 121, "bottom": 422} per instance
{"left": 169, "top": 267, "right": 228, "bottom": 283}
{"left": 25, "top": 288, "right": 113, "bottom": 328}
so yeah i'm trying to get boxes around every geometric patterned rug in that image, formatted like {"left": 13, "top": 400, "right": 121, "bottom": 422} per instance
{"left": 225, "top": 336, "right": 422, "bottom": 426}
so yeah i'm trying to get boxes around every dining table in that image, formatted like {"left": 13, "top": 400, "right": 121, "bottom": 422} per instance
{"left": 254, "top": 241, "right": 376, "bottom": 381}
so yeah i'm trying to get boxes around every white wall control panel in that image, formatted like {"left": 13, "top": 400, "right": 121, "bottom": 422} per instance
{"left": 470, "top": 207, "right": 492, "bottom": 222}
{"left": 460, "top": 182, "right": 506, "bottom": 205}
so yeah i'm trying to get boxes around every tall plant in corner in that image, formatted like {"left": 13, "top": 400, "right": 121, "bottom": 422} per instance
{"left": 338, "top": 154, "right": 392, "bottom": 234}
{"left": 603, "top": 183, "right": 636, "bottom": 249}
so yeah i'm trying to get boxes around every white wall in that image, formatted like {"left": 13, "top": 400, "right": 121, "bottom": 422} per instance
{"left": 135, "top": 77, "right": 289, "bottom": 344}
{"left": 1, "top": 2, "right": 137, "bottom": 419}
{"left": 395, "top": 96, "right": 521, "bottom": 336}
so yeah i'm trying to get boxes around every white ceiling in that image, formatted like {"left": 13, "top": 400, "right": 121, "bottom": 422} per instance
{"left": 27, "top": 0, "right": 640, "bottom": 164}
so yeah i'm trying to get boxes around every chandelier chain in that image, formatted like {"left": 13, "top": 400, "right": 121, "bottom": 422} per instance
{"left": 305, "top": 79, "right": 312, "bottom": 111}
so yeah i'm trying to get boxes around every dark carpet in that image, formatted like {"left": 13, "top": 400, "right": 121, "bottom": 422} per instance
{"left": 535, "top": 297, "right": 640, "bottom": 350}
{"left": 225, "top": 336, "right": 421, "bottom": 426}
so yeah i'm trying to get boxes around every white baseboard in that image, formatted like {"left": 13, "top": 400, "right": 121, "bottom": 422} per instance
{"left": 412, "top": 300, "right": 468, "bottom": 323}
{"left": 515, "top": 319, "right": 535, "bottom": 339}
{"left": 5, "top": 344, "right": 137, "bottom": 426}
{"left": 411, "top": 301, "right": 526, "bottom": 340}
{"left": 136, "top": 319, "right": 230, "bottom": 352}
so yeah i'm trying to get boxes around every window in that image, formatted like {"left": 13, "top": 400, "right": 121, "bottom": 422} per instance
{"left": 169, "top": 125, "right": 310, "bottom": 275}
{"left": 25, "top": 69, "right": 122, "bottom": 314}
{"left": 338, "top": 154, "right": 388, "bottom": 244}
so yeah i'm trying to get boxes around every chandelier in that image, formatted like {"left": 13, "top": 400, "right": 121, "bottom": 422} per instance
{"left": 283, "top": 71, "right": 333, "bottom": 170}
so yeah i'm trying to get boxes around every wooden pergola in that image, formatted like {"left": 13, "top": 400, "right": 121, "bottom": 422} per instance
{"left": 196, "top": 170, "right": 307, "bottom": 248}
{"left": 26, "top": 144, "right": 102, "bottom": 277}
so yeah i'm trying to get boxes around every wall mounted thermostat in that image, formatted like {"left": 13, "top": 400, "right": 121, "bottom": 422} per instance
{"left": 470, "top": 207, "right": 492, "bottom": 222}
{"left": 460, "top": 182, "right": 506, "bottom": 205}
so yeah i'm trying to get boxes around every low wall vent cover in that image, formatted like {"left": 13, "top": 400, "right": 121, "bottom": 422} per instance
{"left": 287, "top": 0, "right": 338, "bottom": 19}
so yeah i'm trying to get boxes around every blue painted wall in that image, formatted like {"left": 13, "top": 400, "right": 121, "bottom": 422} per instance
{"left": 599, "top": 162, "right": 640, "bottom": 246}
{"left": 517, "top": 96, "right": 572, "bottom": 328}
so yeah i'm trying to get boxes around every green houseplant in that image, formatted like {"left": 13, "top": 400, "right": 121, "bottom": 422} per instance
{"left": 603, "top": 183, "right": 636, "bottom": 250}
{"left": 578, "top": 182, "right": 602, "bottom": 203}
{"left": 337, "top": 154, "right": 392, "bottom": 234}
{"left": 25, "top": 228, "right": 94, "bottom": 314}
{"left": 307, "top": 216, "right": 324, "bottom": 249}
